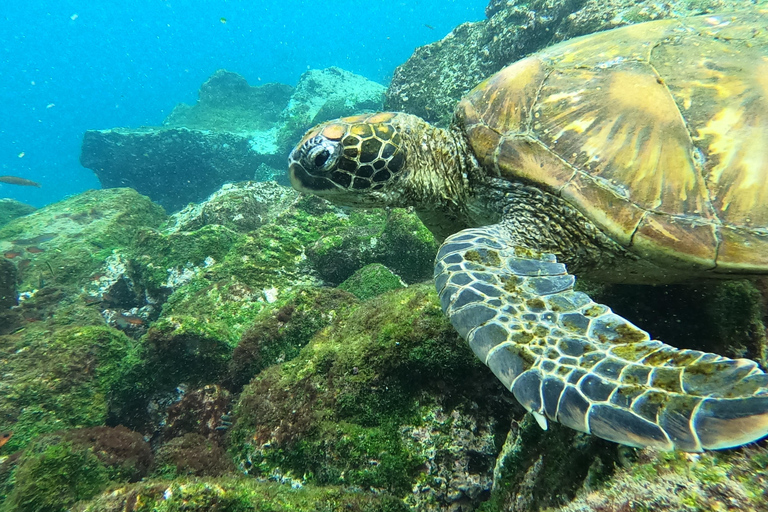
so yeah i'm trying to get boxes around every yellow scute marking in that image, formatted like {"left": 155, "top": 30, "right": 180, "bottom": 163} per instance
{"left": 321, "top": 124, "right": 346, "bottom": 141}
{"left": 607, "top": 71, "right": 679, "bottom": 125}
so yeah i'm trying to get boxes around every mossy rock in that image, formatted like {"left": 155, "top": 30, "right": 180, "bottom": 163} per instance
{"left": 307, "top": 208, "right": 438, "bottom": 285}
{"left": 152, "top": 433, "right": 234, "bottom": 478}
{"left": 0, "top": 188, "right": 166, "bottom": 292}
{"left": 74, "top": 478, "right": 409, "bottom": 512}
{"left": 0, "top": 199, "right": 35, "bottom": 229}
{"left": 0, "top": 426, "right": 151, "bottom": 512}
{"left": 549, "top": 442, "right": 768, "bottom": 512}
{"left": 229, "top": 284, "right": 512, "bottom": 500}
{"left": 338, "top": 263, "right": 406, "bottom": 301}
{"left": 0, "top": 325, "right": 139, "bottom": 454}
{"left": 226, "top": 286, "right": 359, "bottom": 390}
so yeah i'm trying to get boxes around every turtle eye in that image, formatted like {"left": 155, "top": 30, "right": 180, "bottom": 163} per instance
{"left": 305, "top": 138, "right": 340, "bottom": 172}
{"left": 313, "top": 149, "right": 330, "bottom": 168}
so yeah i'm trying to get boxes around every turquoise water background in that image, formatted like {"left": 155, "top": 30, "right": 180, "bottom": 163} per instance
{"left": 0, "top": 1, "right": 485, "bottom": 208}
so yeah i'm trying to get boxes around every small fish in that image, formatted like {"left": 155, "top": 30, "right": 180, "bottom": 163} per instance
{"left": 116, "top": 313, "right": 145, "bottom": 327}
{"left": 0, "top": 432, "right": 11, "bottom": 449}
{"left": 0, "top": 176, "right": 40, "bottom": 187}
{"left": 12, "top": 233, "right": 56, "bottom": 245}
{"left": 424, "top": 23, "right": 435, "bottom": 30}
{"left": 3, "top": 251, "right": 22, "bottom": 259}
{"left": 26, "top": 246, "right": 45, "bottom": 254}
{"left": 17, "top": 259, "right": 31, "bottom": 273}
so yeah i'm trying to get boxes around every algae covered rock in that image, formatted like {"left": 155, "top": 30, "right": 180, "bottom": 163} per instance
{"left": 163, "top": 180, "right": 299, "bottom": 233}
{"left": 337, "top": 263, "right": 406, "bottom": 300}
{"left": 386, "top": 0, "right": 758, "bottom": 126}
{"left": 74, "top": 478, "right": 409, "bottom": 512}
{"left": 1, "top": 426, "right": 152, "bottom": 512}
{"left": 551, "top": 445, "right": 768, "bottom": 512}
{"left": 0, "top": 325, "right": 139, "bottom": 454}
{"left": 163, "top": 69, "right": 293, "bottom": 132}
{"left": 308, "top": 207, "right": 439, "bottom": 285}
{"left": 0, "top": 198, "right": 35, "bottom": 228}
{"left": 277, "top": 66, "right": 387, "bottom": 148}
{"left": 0, "top": 188, "right": 166, "bottom": 292}
{"left": 229, "top": 284, "right": 514, "bottom": 508}
{"left": 0, "top": 259, "right": 16, "bottom": 310}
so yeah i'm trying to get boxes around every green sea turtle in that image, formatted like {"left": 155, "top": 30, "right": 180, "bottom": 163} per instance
{"left": 288, "top": 10, "right": 768, "bottom": 451}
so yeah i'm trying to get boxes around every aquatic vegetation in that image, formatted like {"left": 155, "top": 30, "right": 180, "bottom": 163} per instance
{"left": 0, "top": 188, "right": 166, "bottom": 292}
{"left": 229, "top": 284, "right": 514, "bottom": 507}
{"left": 0, "top": 426, "right": 152, "bottom": 512}
{"left": 337, "top": 263, "right": 406, "bottom": 300}
{"left": 152, "top": 433, "right": 234, "bottom": 479}
{"left": 0, "top": 325, "right": 140, "bottom": 454}
{"left": 73, "top": 478, "right": 409, "bottom": 512}
{"left": 0, "top": 199, "right": 34, "bottom": 229}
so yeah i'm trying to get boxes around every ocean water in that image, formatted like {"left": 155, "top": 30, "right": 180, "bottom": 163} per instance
{"left": 0, "top": 0, "right": 486, "bottom": 208}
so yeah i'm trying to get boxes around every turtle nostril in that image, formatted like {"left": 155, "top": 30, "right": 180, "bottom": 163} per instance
{"left": 314, "top": 150, "right": 330, "bottom": 168}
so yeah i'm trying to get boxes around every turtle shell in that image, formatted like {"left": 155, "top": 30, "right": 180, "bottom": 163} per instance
{"left": 456, "top": 10, "right": 768, "bottom": 273}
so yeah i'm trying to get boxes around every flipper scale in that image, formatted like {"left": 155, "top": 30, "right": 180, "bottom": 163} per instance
{"left": 435, "top": 225, "right": 768, "bottom": 451}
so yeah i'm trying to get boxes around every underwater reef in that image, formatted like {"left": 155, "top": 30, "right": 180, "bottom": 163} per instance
{"left": 0, "top": 179, "right": 765, "bottom": 511}
{"left": 2, "top": 1, "right": 768, "bottom": 511}
{"left": 80, "top": 68, "right": 386, "bottom": 212}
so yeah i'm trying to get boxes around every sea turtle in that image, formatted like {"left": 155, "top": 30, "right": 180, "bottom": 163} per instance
{"left": 288, "top": 10, "right": 768, "bottom": 451}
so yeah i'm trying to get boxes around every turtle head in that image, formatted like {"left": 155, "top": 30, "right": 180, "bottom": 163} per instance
{"left": 288, "top": 112, "right": 408, "bottom": 207}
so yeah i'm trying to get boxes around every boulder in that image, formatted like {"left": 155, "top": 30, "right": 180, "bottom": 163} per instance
{"left": 81, "top": 68, "right": 386, "bottom": 212}
{"left": 385, "top": 0, "right": 757, "bottom": 126}
{"left": 0, "top": 198, "right": 35, "bottom": 228}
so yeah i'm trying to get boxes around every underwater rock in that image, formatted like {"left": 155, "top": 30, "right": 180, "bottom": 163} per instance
{"left": 277, "top": 66, "right": 387, "bottom": 149}
{"left": 0, "top": 198, "right": 35, "bottom": 229}
{"left": 163, "top": 69, "right": 293, "bottom": 131}
{"left": 1, "top": 426, "right": 152, "bottom": 512}
{"left": 81, "top": 68, "right": 385, "bottom": 212}
{"left": 80, "top": 127, "right": 278, "bottom": 213}
{"left": 549, "top": 443, "right": 768, "bottom": 512}
{"left": 0, "top": 325, "right": 139, "bottom": 455}
{"left": 73, "top": 477, "right": 409, "bottom": 512}
{"left": 229, "top": 284, "right": 516, "bottom": 507}
{"left": 307, "top": 207, "right": 439, "bottom": 285}
{"left": 163, "top": 180, "right": 299, "bottom": 234}
{"left": 386, "top": 0, "right": 754, "bottom": 126}
{"left": 226, "top": 286, "right": 358, "bottom": 390}
{"left": 337, "top": 262, "right": 406, "bottom": 300}
{"left": 159, "top": 384, "right": 232, "bottom": 443}
{"left": 0, "top": 258, "right": 16, "bottom": 310}
{"left": 0, "top": 188, "right": 166, "bottom": 293}
{"left": 152, "top": 433, "right": 234, "bottom": 478}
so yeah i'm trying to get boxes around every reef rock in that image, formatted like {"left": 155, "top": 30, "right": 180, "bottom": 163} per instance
{"left": 0, "top": 258, "right": 16, "bottom": 310}
{"left": 386, "top": 0, "right": 756, "bottom": 126}
{"left": 0, "top": 198, "right": 35, "bottom": 228}
{"left": 81, "top": 68, "right": 385, "bottom": 212}
{"left": 163, "top": 180, "right": 299, "bottom": 234}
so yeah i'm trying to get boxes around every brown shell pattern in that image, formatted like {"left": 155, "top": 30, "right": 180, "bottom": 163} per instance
{"left": 456, "top": 9, "right": 768, "bottom": 273}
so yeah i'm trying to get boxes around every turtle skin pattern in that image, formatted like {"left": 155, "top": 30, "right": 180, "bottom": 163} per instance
{"left": 435, "top": 224, "right": 768, "bottom": 451}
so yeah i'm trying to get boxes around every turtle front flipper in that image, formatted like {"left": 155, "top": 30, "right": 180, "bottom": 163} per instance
{"left": 435, "top": 225, "right": 768, "bottom": 451}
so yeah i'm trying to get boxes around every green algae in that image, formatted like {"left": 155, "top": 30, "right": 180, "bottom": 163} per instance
{"left": 229, "top": 284, "right": 508, "bottom": 499}
{"left": 338, "top": 263, "right": 405, "bottom": 300}
{"left": 0, "top": 199, "right": 35, "bottom": 229}
{"left": 74, "top": 478, "right": 408, "bottom": 512}
{"left": 2, "top": 441, "right": 110, "bottom": 512}
{"left": 0, "top": 189, "right": 165, "bottom": 292}
{"left": 0, "top": 325, "right": 139, "bottom": 454}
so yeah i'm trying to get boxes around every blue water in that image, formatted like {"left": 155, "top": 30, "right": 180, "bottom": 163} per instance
{"left": 0, "top": 1, "right": 486, "bottom": 208}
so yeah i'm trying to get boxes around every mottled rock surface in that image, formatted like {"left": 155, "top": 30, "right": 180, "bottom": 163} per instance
{"left": 385, "top": 0, "right": 761, "bottom": 126}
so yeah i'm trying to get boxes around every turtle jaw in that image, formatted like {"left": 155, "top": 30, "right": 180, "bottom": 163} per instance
{"left": 288, "top": 160, "right": 394, "bottom": 207}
